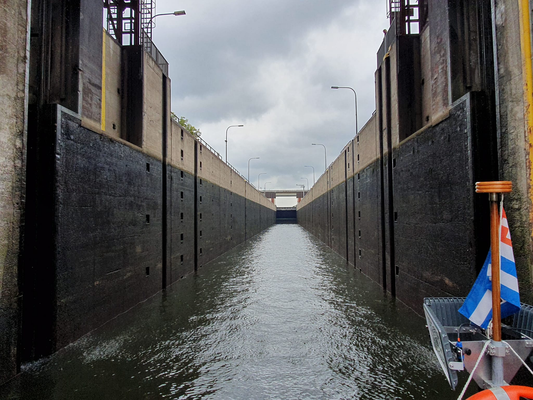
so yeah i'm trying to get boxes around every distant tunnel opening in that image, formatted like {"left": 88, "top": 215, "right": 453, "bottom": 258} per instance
{"left": 276, "top": 207, "right": 297, "bottom": 224}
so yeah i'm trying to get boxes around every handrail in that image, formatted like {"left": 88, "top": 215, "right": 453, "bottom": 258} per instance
{"left": 195, "top": 135, "right": 249, "bottom": 184}
{"left": 141, "top": 30, "right": 169, "bottom": 76}
{"left": 377, "top": 18, "right": 397, "bottom": 68}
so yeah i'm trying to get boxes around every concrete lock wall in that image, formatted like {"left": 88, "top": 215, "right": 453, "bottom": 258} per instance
{"left": 3, "top": 2, "right": 275, "bottom": 384}
{"left": 298, "top": 96, "right": 495, "bottom": 313}
{"left": 494, "top": 0, "right": 533, "bottom": 295}
{"left": 298, "top": 0, "right": 533, "bottom": 312}
{"left": 0, "top": 0, "right": 30, "bottom": 384}
{"left": 22, "top": 105, "right": 276, "bottom": 362}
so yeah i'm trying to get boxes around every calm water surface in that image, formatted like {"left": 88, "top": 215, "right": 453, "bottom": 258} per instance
{"left": 1, "top": 225, "right": 475, "bottom": 399}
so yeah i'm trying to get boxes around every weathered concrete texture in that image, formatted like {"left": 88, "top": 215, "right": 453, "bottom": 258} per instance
{"left": 330, "top": 182, "right": 347, "bottom": 259}
{"left": 168, "top": 166, "right": 195, "bottom": 282}
{"left": 79, "top": 0, "right": 103, "bottom": 126}
{"left": 494, "top": 0, "right": 533, "bottom": 304}
{"left": 392, "top": 95, "right": 490, "bottom": 310}
{"left": 171, "top": 121, "right": 196, "bottom": 176}
{"left": 197, "top": 181, "right": 246, "bottom": 267}
{"left": 102, "top": 32, "right": 122, "bottom": 139}
{"left": 346, "top": 174, "right": 356, "bottom": 267}
{"left": 55, "top": 113, "right": 164, "bottom": 348}
{"left": 303, "top": 192, "right": 330, "bottom": 247}
{"left": 420, "top": 25, "right": 432, "bottom": 127}
{"left": 397, "top": 35, "right": 422, "bottom": 141}
{"left": 143, "top": 52, "right": 164, "bottom": 159}
{"left": 20, "top": 108, "right": 276, "bottom": 363}
{"left": 297, "top": 0, "right": 509, "bottom": 311}
{"left": 355, "top": 162, "right": 382, "bottom": 286}
{"left": 298, "top": 94, "right": 496, "bottom": 312}
{"left": 0, "top": 0, "right": 29, "bottom": 384}
{"left": 428, "top": 0, "right": 451, "bottom": 118}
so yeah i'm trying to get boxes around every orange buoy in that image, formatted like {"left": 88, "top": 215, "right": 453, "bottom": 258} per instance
{"left": 466, "top": 386, "right": 533, "bottom": 400}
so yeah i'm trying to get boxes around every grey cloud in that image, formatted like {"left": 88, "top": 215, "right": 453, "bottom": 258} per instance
{"left": 155, "top": 0, "right": 389, "bottom": 195}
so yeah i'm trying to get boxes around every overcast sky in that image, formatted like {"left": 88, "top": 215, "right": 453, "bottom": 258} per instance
{"left": 153, "top": 1, "right": 390, "bottom": 205}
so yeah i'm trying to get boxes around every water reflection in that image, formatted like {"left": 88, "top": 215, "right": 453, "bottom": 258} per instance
{"left": 1, "top": 225, "right": 474, "bottom": 399}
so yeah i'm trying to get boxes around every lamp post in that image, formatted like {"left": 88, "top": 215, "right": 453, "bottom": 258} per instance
{"left": 258, "top": 173, "right": 267, "bottom": 189}
{"left": 301, "top": 177, "right": 309, "bottom": 191}
{"left": 149, "top": 10, "right": 186, "bottom": 25}
{"left": 248, "top": 157, "right": 259, "bottom": 182}
{"left": 264, "top": 182, "right": 271, "bottom": 191}
{"left": 331, "top": 86, "right": 358, "bottom": 136}
{"left": 225, "top": 124, "right": 244, "bottom": 163}
{"left": 312, "top": 143, "right": 327, "bottom": 172}
{"left": 304, "top": 165, "right": 315, "bottom": 186}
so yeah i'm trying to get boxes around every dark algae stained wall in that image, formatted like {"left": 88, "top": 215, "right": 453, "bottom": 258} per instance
{"left": 8, "top": 0, "right": 276, "bottom": 373}
{"left": 355, "top": 160, "right": 382, "bottom": 285}
{"left": 298, "top": 94, "right": 495, "bottom": 313}
{"left": 55, "top": 114, "right": 165, "bottom": 348}
{"left": 295, "top": 0, "right": 518, "bottom": 313}
{"left": 391, "top": 95, "right": 491, "bottom": 306}
{"left": 21, "top": 107, "right": 276, "bottom": 361}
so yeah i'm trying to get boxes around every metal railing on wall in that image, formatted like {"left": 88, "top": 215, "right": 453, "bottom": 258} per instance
{"left": 377, "top": 18, "right": 397, "bottom": 68}
{"left": 141, "top": 30, "right": 169, "bottom": 76}
{"left": 195, "top": 135, "right": 252, "bottom": 187}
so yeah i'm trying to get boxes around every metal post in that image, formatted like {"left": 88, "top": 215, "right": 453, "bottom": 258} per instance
{"left": 247, "top": 157, "right": 259, "bottom": 182}
{"left": 305, "top": 165, "right": 315, "bottom": 186}
{"left": 312, "top": 143, "right": 327, "bottom": 172}
{"left": 475, "top": 181, "right": 513, "bottom": 387}
{"left": 489, "top": 194, "right": 502, "bottom": 341}
{"left": 258, "top": 172, "right": 266, "bottom": 189}
{"left": 301, "top": 177, "right": 309, "bottom": 191}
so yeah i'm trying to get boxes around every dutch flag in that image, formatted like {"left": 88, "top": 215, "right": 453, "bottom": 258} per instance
{"left": 459, "top": 208, "right": 521, "bottom": 329}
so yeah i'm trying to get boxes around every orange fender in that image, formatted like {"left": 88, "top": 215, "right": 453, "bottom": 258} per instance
{"left": 467, "top": 386, "right": 533, "bottom": 400}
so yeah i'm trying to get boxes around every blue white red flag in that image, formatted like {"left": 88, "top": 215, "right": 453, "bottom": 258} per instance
{"left": 459, "top": 208, "right": 520, "bottom": 328}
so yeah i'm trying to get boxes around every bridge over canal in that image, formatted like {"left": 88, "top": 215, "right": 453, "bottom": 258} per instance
{"left": 263, "top": 189, "right": 309, "bottom": 205}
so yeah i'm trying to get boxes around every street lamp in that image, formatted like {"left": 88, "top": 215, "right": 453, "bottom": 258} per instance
{"left": 304, "top": 165, "right": 315, "bottom": 186}
{"left": 301, "top": 177, "right": 309, "bottom": 191}
{"left": 264, "top": 182, "right": 271, "bottom": 191}
{"left": 149, "top": 10, "right": 186, "bottom": 25}
{"left": 225, "top": 124, "right": 244, "bottom": 163}
{"left": 248, "top": 157, "right": 259, "bottom": 182}
{"left": 312, "top": 143, "right": 327, "bottom": 172}
{"left": 331, "top": 86, "right": 358, "bottom": 135}
{"left": 258, "top": 173, "right": 267, "bottom": 189}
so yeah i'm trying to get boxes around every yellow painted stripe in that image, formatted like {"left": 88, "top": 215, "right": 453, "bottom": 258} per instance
{"left": 101, "top": 29, "right": 106, "bottom": 131}
{"left": 519, "top": 0, "right": 533, "bottom": 229}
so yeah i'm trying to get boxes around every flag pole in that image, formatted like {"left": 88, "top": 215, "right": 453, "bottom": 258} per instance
{"left": 475, "top": 181, "right": 512, "bottom": 386}
{"left": 489, "top": 194, "right": 502, "bottom": 341}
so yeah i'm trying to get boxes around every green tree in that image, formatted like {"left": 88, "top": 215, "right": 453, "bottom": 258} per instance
{"left": 171, "top": 112, "right": 201, "bottom": 137}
